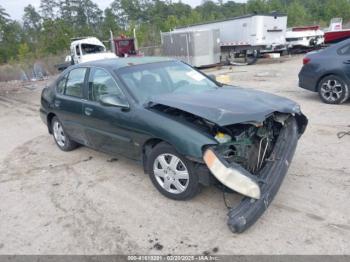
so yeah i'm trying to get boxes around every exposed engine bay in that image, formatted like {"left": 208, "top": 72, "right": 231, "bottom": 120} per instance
{"left": 213, "top": 117, "right": 284, "bottom": 174}
{"left": 152, "top": 104, "right": 288, "bottom": 174}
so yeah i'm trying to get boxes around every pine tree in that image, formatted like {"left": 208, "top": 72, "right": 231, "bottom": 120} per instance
{"left": 39, "top": 0, "right": 58, "bottom": 19}
{"left": 23, "top": 5, "right": 42, "bottom": 31}
{"left": 0, "top": 5, "right": 9, "bottom": 27}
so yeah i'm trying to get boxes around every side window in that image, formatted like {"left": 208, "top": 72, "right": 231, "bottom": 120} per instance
{"left": 88, "top": 68, "right": 124, "bottom": 101}
{"left": 338, "top": 44, "right": 350, "bottom": 55}
{"left": 56, "top": 74, "right": 68, "bottom": 94}
{"left": 65, "top": 68, "right": 87, "bottom": 98}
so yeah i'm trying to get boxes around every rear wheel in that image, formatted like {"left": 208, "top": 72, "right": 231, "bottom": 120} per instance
{"left": 318, "top": 75, "right": 349, "bottom": 104}
{"left": 51, "top": 117, "right": 78, "bottom": 151}
{"left": 147, "top": 143, "right": 200, "bottom": 200}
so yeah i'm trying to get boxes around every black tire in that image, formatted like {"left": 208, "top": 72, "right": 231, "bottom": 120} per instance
{"left": 51, "top": 116, "right": 78, "bottom": 151}
{"left": 318, "top": 75, "right": 349, "bottom": 104}
{"left": 147, "top": 142, "right": 200, "bottom": 201}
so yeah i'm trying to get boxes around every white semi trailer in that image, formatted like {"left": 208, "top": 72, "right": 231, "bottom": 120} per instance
{"left": 174, "top": 13, "right": 288, "bottom": 65}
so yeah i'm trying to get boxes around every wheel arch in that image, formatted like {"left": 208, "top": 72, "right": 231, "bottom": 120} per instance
{"left": 141, "top": 133, "right": 215, "bottom": 174}
{"left": 142, "top": 138, "right": 166, "bottom": 174}
{"left": 47, "top": 112, "right": 56, "bottom": 134}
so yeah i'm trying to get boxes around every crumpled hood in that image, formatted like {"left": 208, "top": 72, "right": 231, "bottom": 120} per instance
{"left": 148, "top": 86, "right": 301, "bottom": 126}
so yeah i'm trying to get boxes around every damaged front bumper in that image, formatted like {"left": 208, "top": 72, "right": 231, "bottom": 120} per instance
{"left": 203, "top": 117, "right": 300, "bottom": 233}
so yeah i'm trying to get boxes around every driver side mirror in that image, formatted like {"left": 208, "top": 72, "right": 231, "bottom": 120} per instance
{"left": 99, "top": 94, "right": 129, "bottom": 110}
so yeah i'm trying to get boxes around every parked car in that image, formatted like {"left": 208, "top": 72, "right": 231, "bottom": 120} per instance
{"left": 40, "top": 57, "right": 307, "bottom": 233}
{"left": 299, "top": 39, "right": 350, "bottom": 104}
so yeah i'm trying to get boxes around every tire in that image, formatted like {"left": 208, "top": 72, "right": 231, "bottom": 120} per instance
{"left": 318, "top": 75, "right": 349, "bottom": 104}
{"left": 51, "top": 116, "right": 78, "bottom": 151}
{"left": 147, "top": 142, "right": 200, "bottom": 201}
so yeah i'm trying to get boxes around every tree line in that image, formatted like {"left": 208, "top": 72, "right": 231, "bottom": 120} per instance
{"left": 1, "top": 0, "right": 350, "bottom": 64}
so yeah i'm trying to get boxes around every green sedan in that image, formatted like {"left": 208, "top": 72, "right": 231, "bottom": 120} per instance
{"left": 40, "top": 57, "right": 308, "bottom": 233}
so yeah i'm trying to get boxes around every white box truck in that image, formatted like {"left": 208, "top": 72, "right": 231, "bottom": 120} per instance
{"left": 174, "top": 13, "right": 288, "bottom": 65}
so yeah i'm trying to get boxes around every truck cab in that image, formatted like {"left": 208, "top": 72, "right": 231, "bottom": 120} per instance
{"left": 112, "top": 35, "right": 140, "bottom": 57}
{"left": 57, "top": 37, "right": 117, "bottom": 72}
{"left": 68, "top": 37, "right": 116, "bottom": 64}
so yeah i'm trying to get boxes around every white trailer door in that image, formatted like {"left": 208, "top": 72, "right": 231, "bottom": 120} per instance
{"left": 254, "top": 15, "right": 287, "bottom": 46}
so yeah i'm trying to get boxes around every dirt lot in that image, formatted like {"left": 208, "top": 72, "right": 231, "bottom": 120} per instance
{"left": 0, "top": 55, "right": 349, "bottom": 255}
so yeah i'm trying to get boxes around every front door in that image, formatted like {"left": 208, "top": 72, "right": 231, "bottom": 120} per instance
{"left": 339, "top": 43, "right": 350, "bottom": 79}
{"left": 82, "top": 67, "right": 139, "bottom": 158}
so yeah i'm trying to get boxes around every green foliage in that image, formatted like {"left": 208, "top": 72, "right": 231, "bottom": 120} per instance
{"left": 0, "top": 20, "right": 23, "bottom": 63}
{"left": 1, "top": 0, "right": 350, "bottom": 64}
{"left": 18, "top": 43, "right": 33, "bottom": 65}
{"left": 40, "top": 0, "right": 59, "bottom": 19}
{"left": 287, "top": 1, "right": 309, "bottom": 26}
{"left": 0, "top": 5, "right": 10, "bottom": 26}
{"left": 101, "top": 8, "right": 121, "bottom": 38}
{"left": 39, "top": 19, "right": 73, "bottom": 55}
{"left": 247, "top": 0, "right": 270, "bottom": 13}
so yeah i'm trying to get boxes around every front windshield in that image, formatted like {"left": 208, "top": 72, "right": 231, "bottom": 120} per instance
{"left": 81, "top": 44, "right": 105, "bottom": 55}
{"left": 117, "top": 61, "right": 219, "bottom": 103}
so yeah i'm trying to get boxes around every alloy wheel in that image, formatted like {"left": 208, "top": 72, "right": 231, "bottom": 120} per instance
{"left": 320, "top": 79, "right": 343, "bottom": 102}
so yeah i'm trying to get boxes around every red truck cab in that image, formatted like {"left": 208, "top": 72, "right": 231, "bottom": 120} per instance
{"left": 112, "top": 35, "right": 139, "bottom": 57}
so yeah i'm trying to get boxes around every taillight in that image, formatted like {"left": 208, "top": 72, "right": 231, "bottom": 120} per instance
{"left": 303, "top": 57, "right": 311, "bottom": 65}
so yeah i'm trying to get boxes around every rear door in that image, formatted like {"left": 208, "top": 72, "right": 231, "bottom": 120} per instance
{"left": 82, "top": 67, "right": 139, "bottom": 158}
{"left": 54, "top": 67, "right": 88, "bottom": 144}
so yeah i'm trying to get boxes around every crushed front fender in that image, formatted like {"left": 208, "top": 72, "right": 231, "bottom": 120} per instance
{"left": 227, "top": 117, "right": 300, "bottom": 233}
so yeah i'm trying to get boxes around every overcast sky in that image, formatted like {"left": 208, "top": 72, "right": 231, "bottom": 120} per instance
{"left": 0, "top": 0, "right": 246, "bottom": 21}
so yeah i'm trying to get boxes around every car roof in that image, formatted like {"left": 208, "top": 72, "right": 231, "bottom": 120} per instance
{"left": 78, "top": 57, "right": 174, "bottom": 70}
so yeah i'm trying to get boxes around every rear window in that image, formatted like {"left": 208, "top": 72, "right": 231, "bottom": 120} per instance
{"left": 118, "top": 40, "right": 130, "bottom": 47}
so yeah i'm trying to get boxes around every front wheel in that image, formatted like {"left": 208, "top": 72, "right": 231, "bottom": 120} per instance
{"left": 147, "top": 143, "right": 200, "bottom": 201}
{"left": 318, "top": 75, "right": 349, "bottom": 104}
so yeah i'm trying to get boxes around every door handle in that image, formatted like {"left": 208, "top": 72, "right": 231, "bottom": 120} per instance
{"left": 54, "top": 100, "right": 61, "bottom": 108}
{"left": 84, "top": 107, "right": 93, "bottom": 116}
{"left": 343, "top": 60, "right": 350, "bottom": 64}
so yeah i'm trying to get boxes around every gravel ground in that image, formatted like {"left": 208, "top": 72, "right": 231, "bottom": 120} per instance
{"left": 0, "top": 55, "right": 349, "bottom": 255}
